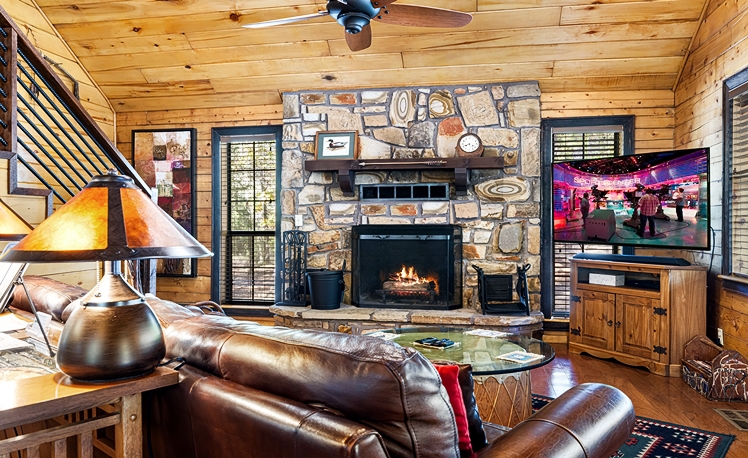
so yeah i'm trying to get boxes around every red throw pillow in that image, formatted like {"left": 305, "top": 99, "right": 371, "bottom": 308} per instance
{"left": 434, "top": 363, "right": 473, "bottom": 454}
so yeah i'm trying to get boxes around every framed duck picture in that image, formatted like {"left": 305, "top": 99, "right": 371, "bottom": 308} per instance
{"left": 315, "top": 131, "right": 358, "bottom": 160}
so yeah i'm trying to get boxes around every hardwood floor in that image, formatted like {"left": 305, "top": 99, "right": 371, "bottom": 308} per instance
{"left": 530, "top": 343, "right": 748, "bottom": 457}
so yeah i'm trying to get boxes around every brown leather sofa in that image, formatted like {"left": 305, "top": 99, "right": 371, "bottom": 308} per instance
{"left": 10, "top": 278, "right": 637, "bottom": 458}
{"left": 147, "top": 298, "right": 635, "bottom": 458}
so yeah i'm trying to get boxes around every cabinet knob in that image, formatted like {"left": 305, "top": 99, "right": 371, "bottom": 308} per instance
{"left": 615, "top": 321, "right": 621, "bottom": 328}
{"left": 607, "top": 320, "right": 613, "bottom": 326}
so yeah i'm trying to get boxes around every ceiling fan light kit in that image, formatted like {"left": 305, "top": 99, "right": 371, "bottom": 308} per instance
{"left": 329, "top": 0, "right": 378, "bottom": 34}
{"left": 243, "top": 0, "right": 472, "bottom": 51}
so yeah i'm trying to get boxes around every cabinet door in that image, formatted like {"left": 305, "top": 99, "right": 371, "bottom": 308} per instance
{"left": 573, "top": 290, "right": 616, "bottom": 351}
{"left": 615, "top": 294, "right": 665, "bottom": 361}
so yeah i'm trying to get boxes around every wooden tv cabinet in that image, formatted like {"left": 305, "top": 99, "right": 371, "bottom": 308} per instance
{"left": 568, "top": 257, "right": 707, "bottom": 377}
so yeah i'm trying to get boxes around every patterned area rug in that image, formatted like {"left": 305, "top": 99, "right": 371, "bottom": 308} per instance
{"left": 533, "top": 394, "right": 734, "bottom": 458}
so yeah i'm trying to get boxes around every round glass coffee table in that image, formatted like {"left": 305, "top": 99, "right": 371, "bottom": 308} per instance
{"left": 371, "top": 327, "right": 555, "bottom": 427}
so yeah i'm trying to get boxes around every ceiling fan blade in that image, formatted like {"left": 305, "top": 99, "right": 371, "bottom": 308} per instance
{"left": 373, "top": 4, "right": 472, "bottom": 28}
{"left": 345, "top": 24, "right": 373, "bottom": 52}
{"left": 242, "top": 11, "right": 330, "bottom": 29}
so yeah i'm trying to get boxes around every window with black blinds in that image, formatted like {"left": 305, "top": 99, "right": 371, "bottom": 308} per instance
{"left": 727, "top": 77, "right": 748, "bottom": 277}
{"left": 550, "top": 127, "right": 621, "bottom": 316}
{"left": 220, "top": 135, "right": 277, "bottom": 304}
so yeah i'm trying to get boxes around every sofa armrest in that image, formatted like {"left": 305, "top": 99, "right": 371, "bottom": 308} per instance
{"left": 8, "top": 275, "right": 87, "bottom": 323}
{"left": 475, "top": 383, "right": 635, "bottom": 458}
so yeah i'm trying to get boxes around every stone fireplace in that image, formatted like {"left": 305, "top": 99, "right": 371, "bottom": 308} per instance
{"left": 278, "top": 80, "right": 542, "bottom": 324}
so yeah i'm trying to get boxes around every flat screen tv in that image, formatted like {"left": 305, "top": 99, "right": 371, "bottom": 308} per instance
{"left": 552, "top": 147, "right": 710, "bottom": 249}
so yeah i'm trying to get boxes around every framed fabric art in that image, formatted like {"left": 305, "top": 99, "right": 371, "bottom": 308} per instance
{"left": 132, "top": 128, "right": 197, "bottom": 277}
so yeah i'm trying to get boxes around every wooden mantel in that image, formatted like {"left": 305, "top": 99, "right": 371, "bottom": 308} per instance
{"left": 304, "top": 157, "right": 505, "bottom": 196}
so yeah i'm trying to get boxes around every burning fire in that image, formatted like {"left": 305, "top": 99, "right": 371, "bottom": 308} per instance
{"left": 388, "top": 265, "right": 440, "bottom": 294}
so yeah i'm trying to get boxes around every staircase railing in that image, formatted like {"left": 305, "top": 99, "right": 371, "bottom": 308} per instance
{"left": 0, "top": 4, "right": 149, "bottom": 212}
{"left": 0, "top": 5, "right": 155, "bottom": 293}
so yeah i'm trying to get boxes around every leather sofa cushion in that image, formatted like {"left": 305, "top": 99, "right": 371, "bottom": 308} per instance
{"left": 149, "top": 365, "right": 389, "bottom": 458}
{"left": 8, "top": 275, "right": 87, "bottom": 323}
{"left": 162, "top": 315, "right": 461, "bottom": 458}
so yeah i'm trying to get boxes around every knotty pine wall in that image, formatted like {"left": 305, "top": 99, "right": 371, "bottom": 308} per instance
{"left": 115, "top": 105, "right": 283, "bottom": 303}
{"left": 541, "top": 90, "right": 676, "bottom": 154}
{"left": 673, "top": 0, "right": 748, "bottom": 355}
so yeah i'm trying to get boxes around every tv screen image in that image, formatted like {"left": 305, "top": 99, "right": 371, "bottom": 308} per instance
{"left": 552, "top": 147, "right": 710, "bottom": 250}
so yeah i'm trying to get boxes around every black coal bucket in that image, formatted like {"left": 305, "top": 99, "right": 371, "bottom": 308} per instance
{"left": 307, "top": 270, "right": 344, "bottom": 310}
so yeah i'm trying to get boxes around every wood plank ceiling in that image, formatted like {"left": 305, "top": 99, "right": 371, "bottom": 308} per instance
{"left": 33, "top": 0, "right": 708, "bottom": 113}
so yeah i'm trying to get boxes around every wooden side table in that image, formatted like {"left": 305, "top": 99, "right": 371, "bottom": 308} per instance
{"left": 0, "top": 367, "right": 178, "bottom": 458}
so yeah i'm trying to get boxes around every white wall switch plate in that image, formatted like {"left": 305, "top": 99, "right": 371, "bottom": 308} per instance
{"left": 294, "top": 214, "right": 304, "bottom": 227}
{"left": 717, "top": 328, "right": 724, "bottom": 346}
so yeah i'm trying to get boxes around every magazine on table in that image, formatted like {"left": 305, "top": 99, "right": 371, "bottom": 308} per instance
{"left": 366, "top": 331, "right": 401, "bottom": 341}
{"left": 495, "top": 350, "right": 544, "bottom": 364}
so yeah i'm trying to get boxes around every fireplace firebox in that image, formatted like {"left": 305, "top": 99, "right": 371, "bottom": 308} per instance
{"left": 351, "top": 225, "right": 462, "bottom": 310}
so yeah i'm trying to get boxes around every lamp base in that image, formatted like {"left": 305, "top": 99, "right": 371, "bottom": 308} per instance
{"left": 56, "top": 273, "right": 165, "bottom": 382}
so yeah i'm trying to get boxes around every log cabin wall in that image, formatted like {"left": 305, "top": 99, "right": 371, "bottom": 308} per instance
{"left": 115, "top": 105, "right": 283, "bottom": 303}
{"left": 541, "top": 90, "right": 675, "bottom": 155}
{"left": 673, "top": 0, "right": 748, "bottom": 354}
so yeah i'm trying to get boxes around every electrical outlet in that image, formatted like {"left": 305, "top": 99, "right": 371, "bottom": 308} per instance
{"left": 717, "top": 328, "right": 724, "bottom": 346}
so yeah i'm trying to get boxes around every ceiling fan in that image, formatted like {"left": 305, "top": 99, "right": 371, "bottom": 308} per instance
{"left": 242, "top": 0, "right": 472, "bottom": 52}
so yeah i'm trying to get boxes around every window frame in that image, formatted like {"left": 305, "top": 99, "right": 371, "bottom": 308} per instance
{"left": 722, "top": 66, "right": 748, "bottom": 278}
{"left": 211, "top": 126, "right": 283, "bottom": 305}
{"left": 540, "top": 116, "right": 635, "bottom": 319}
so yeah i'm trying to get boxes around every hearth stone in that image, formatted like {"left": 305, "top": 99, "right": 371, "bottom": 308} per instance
{"left": 270, "top": 305, "right": 543, "bottom": 336}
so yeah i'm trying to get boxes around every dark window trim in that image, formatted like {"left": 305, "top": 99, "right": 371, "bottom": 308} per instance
{"left": 722, "top": 66, "right": 748, "bottom": 277}
{"left": 540, "top": 116, "right": 635, "bottom": 318}
{"left": 210, "top": 126, "right": 283, "bottom": 304}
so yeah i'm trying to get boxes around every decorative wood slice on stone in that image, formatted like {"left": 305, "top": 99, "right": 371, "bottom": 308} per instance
{"left": 475, "top": 177, "right": 531, "bottom": 202}
{"left": 389, "top": 90, "right": 417, "bottom": 128}
{"left": 429, "top": 90, "right": 455, "bottom": 118}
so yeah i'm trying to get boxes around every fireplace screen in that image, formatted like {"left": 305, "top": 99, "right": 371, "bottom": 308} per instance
{"left": 352, "top": 225, "right": 462, "bottom": 310}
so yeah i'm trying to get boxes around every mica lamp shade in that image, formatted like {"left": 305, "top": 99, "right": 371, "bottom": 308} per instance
{"left": 1, "top": 173, "right": 212, "bottom": 381}
{"left": 3, "top": 174, "right": 210, "bottom": 262}
{"left": 0, "top": 198, "right": 34, "bottom": 241}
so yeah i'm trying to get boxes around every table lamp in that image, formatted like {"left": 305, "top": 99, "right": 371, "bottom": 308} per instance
{"left": 0, "top": 198, "right": 34, "bottom": 241}
{"left": 0, "top": 171, "right": 212, "bottom": 381}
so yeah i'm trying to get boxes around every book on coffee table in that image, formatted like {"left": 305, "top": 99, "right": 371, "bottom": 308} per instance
{"left": 495, "top": 350, "right": 544, "bottom": 364}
